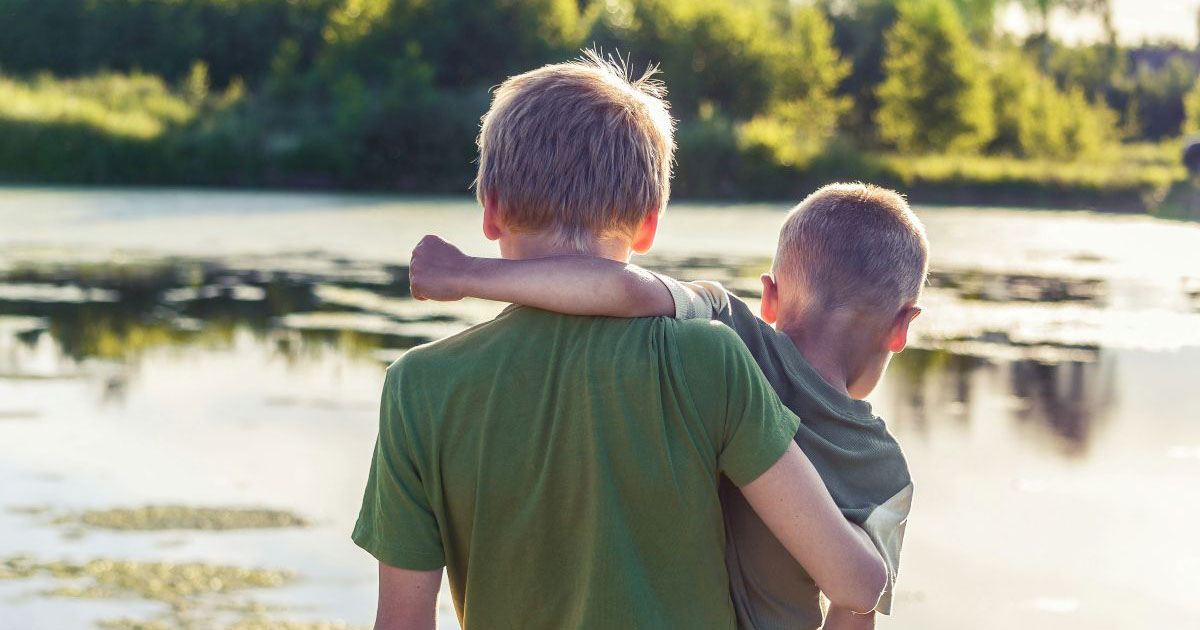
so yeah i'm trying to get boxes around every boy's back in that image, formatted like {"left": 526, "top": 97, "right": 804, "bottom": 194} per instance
{"left": 353, "top": 306, "right": 802, "bottom": 629}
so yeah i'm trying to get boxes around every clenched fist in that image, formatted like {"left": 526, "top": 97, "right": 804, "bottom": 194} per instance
{"left": 409, "top": 234, "right": 473, "bottom": 301}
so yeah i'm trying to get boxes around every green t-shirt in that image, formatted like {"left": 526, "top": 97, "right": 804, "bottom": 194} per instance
{"left": 352, "top": 306, "right": 801, "bottom": 629}
{"left": 656, "top": 275, "right": 914, "bottom": 630}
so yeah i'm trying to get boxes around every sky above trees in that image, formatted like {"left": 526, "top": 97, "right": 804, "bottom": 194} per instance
{"left": 999, "top": 0, "right": 1200, "bottom": 44}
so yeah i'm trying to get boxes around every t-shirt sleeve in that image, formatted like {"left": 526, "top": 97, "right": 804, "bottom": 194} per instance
{"left": 351, "top": 365, "right": 445, "bottom": 570}
{"left": 651, "top": 272, "right": 729, "bottom": 321}
{"left": 862, "top": 483, "right": 914, "bottom": 614}
{"left": 677, "top": 322, "right": 800, "bottom": 486}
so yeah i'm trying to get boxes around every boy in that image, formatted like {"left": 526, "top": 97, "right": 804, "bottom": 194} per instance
{"left": 408, "top": 182, "right": 925, "bottom": 629}
{"left": 354, "top": 54, "right": 887, "bottom": 630}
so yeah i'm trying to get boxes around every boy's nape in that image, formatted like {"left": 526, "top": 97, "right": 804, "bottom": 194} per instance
{"left": 481, "top": 197, "right": 662, "bottom": 262}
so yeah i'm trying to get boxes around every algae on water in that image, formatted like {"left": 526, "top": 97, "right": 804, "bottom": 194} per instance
{"left": 44, "top": 558, "right": 292, "bottom": 603}
{"left": 0, "top": 555, "right": 330, "bottom": 630}
{"left": 56, "top": 505, "right": 309, "bottom": 531}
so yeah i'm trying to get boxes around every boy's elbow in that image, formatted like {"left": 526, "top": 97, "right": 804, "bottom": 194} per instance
{"left": 620, "top": 271, "right": 674, "bottom": 317}
{"left": 827, "top": 556, "right": 888, "bottom": 614}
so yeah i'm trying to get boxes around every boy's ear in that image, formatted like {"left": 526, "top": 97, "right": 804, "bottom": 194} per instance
{"left": 887, "top": 305, "right": 921, "bottom": 353}
{"left": 759, "top": 273, "right": 779, "bottom": 324}
{"left": 630, "top": 210, "right": 660, "bottom": 254}
{"left": 482, "top": 196, "right": 504, "bottom": 241}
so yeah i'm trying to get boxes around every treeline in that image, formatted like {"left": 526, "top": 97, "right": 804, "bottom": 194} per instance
{"left": 0, "top": 0, "right": 1193, "bottom": 205}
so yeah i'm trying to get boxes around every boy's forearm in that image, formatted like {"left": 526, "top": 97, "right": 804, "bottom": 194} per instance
{"left": 461, "top": 256, "right": 675, "bottom": 317}
{"left": 824, "top": 608, "right": 876, "bottom": 630}
{"left": 739, "top": 443, "right": 888, "bottom": 614}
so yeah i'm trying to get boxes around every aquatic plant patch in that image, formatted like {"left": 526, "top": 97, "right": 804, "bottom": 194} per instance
{"left": 0, "top": 555, "right": 358, "bottom": 630}
{"left": 54, "top": 506, "right": 309, "bottom": 531}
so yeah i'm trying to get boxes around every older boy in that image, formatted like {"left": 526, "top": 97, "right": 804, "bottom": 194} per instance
{"left": 409, "top": 183, "right": 926, "bottom": 629}
{"left": 353, "top": 54, "right": 886, "bottom": 630}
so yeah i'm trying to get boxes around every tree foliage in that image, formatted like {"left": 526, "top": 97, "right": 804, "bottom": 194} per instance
{"left": 740, "top": 5, "right": 851, "bottom": 165}
{"left": 0, "top": 0, "right": 1190, "bottom": 198}
{"left": 990, "top": 49, "right": 1116, "bottom": 158}
{"left": 0, "top": 0, "right": 337, "bottom": 86}
{"left": 875, "top": 0, "right": 994, "bottom": 153}
{"left": 1183, "top": 79, "right": 1200, "bottom": 136}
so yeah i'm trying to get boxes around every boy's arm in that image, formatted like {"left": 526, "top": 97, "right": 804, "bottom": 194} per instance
{"left": 375, "top": 563, "right": 441, "bottom": 630}
{"left": 407, "top": 235, "right": 679, "bottom": 317}
{"left": 740, "top": 443, "right": 888, "bottom": 614}
{"left": 823, "top": 608, "right": 876, "bottom": 630}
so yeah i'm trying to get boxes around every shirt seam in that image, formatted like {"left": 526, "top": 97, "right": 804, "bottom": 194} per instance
{"left": 352, "top": 524, "right": 446, "bottom": 566}
{"left": 664, "top": 321, "right": 717, "bottom": 472}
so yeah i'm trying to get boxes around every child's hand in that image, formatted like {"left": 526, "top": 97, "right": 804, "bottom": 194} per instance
{"left": 409, "top": 234, "right": 474, "bottom": 301}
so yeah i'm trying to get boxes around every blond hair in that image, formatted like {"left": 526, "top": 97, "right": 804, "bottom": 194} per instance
{"left": 474, "top": 50, "right": 675, "bottom": 250}
{"left": 773, "top": 183, "right": 929, "bottom": 313}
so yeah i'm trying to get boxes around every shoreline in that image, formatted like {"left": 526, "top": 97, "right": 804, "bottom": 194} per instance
{"left": 0, "top": 180, "right": 1190, "bottom": 217}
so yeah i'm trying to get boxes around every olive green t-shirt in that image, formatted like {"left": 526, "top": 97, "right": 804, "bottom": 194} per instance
{"left": 352, "top": 306, "right": 801, "bottom": 629}
{"left": 655, "top": 276, "right": 914, "bottom": 630}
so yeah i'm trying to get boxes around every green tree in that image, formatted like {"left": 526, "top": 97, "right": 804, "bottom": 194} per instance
{"left": 606, "top": 0, "right": 776, "bottom": 121}
{"left": 1183, "top": 78, "right": 1200, "bottom": 135}
{"left": 1120, "top": 54, "right": 1197, "bottom": 140}
{"left": 318, "top": 0, "right": 588, "bottom": 88}
{"left": 821, "top": 0, "right": 897, "bottom": 143}
{"left": 0, "top": 0, "right": 336, "bottom": 86}
{"left": 990, "top": 48, "right": 1116, "bottom": 158}
{"left": 875, "top": 0, "right": 994, "bottom": 153}
{"left": 951, "top": 0, "right": 1002, "bottom": 41}
{"left": 1019, "top": 0, "right": 1113, "bottom": 68}
{"left": 741, "top": 5, "right": 851, "bottom": 165}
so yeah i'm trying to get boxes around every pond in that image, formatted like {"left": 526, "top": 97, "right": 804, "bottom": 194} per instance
{"left": 1, "top": 188, "right": 1199, "bottom": 630}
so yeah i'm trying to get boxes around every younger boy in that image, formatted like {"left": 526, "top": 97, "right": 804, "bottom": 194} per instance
{"left": 409, "top": 182, "right": 927, "bottom": 629}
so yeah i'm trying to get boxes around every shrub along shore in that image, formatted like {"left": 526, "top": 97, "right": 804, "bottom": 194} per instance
{"left": 0, "top": 0, "right": 1195, "bottom": 214}
{"left": 0, "top": 69, "right": 1179, "bottom": 212}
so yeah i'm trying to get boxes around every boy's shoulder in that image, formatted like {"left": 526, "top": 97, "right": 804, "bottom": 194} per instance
{"left": 668, "top": 313, "right": 743, "bottom": 349}
{"left": 392, "top": 306, "right": 746, "bottom": 380}
{"left": 385, "top": 307, "right": 539, "bottom": 388}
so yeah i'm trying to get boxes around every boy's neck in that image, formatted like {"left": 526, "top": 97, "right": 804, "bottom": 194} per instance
{"left": 775, "top": 312, "right": 878, "bottom": 399}
{"left": 501, "top": 231, "right": 632, "bottom": 262}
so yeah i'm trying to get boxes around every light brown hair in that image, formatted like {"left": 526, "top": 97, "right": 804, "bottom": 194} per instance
{"left": 773, "top": 182, "right": 929, "bottom": 313}
{"left": 474, "top": 50, "right": 675, "bottom": 249}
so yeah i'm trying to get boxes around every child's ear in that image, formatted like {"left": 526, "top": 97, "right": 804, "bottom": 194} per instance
{"left": 887, "top": 305, "right": 921, "bottom": 353}
{"left": 482, "top": 196, "right": 504, "bottom": 241}
{"left": 759, "top": 274, "right": 779, "bottom": 324}
{"left": 630, "top": 210, "right": 660, "bottom": 254}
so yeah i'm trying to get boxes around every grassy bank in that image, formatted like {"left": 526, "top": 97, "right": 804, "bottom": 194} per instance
{"left": 0, "top": 70, "right": 1187, "bottom": 213}
{"left": 875, "top": 143, "right": 1184, "bottom": 212}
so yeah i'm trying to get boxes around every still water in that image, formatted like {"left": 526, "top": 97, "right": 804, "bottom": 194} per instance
{"left": 1, "top": 188, "right": 1198, "bottom": 630}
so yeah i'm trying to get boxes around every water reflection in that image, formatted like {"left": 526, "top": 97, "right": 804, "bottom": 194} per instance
{"left": 4, "top": 195, "right": 1200, "bottom": 629}
{"left": 887, "top": 348, "right": 1116, "bottom": 457}
{"left": 0, "top": 252, "right": 1138, "bottom": 461}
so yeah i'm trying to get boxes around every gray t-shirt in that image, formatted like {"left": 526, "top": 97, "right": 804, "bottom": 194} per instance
{"left": 655, "top": 275, "right": 914, "bottom": 630}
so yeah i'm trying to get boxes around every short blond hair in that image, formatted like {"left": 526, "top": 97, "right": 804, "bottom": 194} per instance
{"left": 474, "top": 50, "right": 675, "bottom": 250}
{"left": 773, "top": 183, "right": 929, "bottom": 313}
